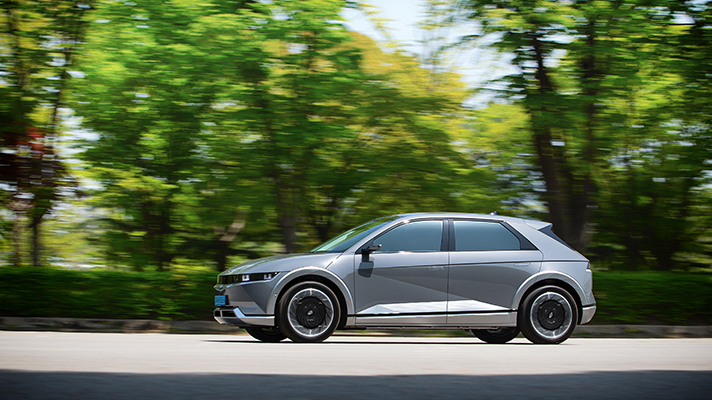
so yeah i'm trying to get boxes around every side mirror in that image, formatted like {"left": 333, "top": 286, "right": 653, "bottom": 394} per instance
{"left": 364, "top": 244, "right": 382, "bottom": 253}
{"left": 361, "top": 244, "right": 381, "bottom": 261}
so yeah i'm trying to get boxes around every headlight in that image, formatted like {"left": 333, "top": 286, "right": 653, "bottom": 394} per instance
{"left": 217, "top": 272, "right": 279, "bottom": 285}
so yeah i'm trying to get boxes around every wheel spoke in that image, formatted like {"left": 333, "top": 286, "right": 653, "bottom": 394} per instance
{"left": 287, "top": 287, "right": 334, "bottom": 339}
{"left": 529, "top": 291, "right": 573, "bottom": 340}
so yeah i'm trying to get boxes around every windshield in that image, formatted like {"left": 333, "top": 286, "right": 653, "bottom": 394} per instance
{"left": 310, "top": 216, "right": 399, "bottom": 253}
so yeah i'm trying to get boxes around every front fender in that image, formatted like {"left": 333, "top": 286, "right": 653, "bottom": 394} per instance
{"left": 511, "top": 271, "right": 587, "bottom": 311}
{"left": 266, "top": 266, "right": 355, "bottom": 316}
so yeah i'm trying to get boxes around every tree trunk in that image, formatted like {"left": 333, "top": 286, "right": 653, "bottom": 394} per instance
{"left": 527, "top": 32, "right": 595, "bottom": 252}
{"left": 216, "top": 240, "right": 229, "bottom": 272}
{"left": 273, "top": 172, "right": 299, "bottom": 254}
{"left": 531, "top": 126, "right": 571, "bottom": 240}
{"left": 214, "top": 214, "right": 246, "bottom": 271}
{"left": 576, "top": 20, "right": 599, "bottom": 253}
{"left": 528, "top": 33, "right": 574, "bottom": 247}
{"left": 11, "top": 209, "right": 23, "bottom": 267}
{"left": 30, "top": 214, "right": 42, "bottom": 267}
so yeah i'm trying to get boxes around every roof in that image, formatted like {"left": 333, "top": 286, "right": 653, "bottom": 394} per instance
{"left": 394, "top": 212, "right": 547, "bottom": 227}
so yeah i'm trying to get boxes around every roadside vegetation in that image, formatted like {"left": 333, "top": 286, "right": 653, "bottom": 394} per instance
{"left": 1, "top": 267, "right": 710, "bottom": 325}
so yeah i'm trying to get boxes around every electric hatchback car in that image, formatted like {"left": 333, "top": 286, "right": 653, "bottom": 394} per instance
{"left": 214, "top": 213, "right": 596, "bottom": 344}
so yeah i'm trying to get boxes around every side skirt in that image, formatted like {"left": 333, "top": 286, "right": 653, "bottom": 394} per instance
{"left": 349, "top": 311, "right": 517, "bottom": 329}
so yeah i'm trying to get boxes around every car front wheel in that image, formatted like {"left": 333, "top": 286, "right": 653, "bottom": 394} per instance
{"left": 278, "top": 281, "right": 341, "bottom": 343}
{"left": 519, "top": 285, "right": 578, "bottom": 344}
{"left": 471, "top": 327, "right": 520, "bottom": 344}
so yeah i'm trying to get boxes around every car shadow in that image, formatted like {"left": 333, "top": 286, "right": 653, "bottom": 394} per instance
{"left": 203, "top": 338, "right": 533, "bottom": 345}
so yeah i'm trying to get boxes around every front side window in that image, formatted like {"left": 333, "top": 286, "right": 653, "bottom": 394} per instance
{"left": 311, "top": 215, "right": 400, "bottom": 253}
{"left": 373, "top": 220, "right": 443, "bottom": 252}
{"left": 454, "top": 220, "right": 520, "bottom": 251}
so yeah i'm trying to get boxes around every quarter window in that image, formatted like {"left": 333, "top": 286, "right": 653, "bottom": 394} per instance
{"left": 374, "top": 220, "right": 443, "bottom": 252}
{"left": 454, "top": 220, "right": 521, "bottom": 251}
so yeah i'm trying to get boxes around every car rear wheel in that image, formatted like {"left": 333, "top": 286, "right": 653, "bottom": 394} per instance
{"left": 519, "top": 285, "right": 578, "bottom": 344}
{"left": 245, "top": 326, "right": 287, "bottom": 342}
{"left": 278, "top": 281, "right": 341, "bottom": 343}
{"left": 471, "top": 327, "right": 520, "bottom": 344}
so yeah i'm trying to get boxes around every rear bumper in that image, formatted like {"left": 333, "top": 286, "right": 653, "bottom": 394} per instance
{"left": 580, "top": 305, "right": 596, "bottom": 325}
{"left": 214, "top": 307, "right": 274, "bottom": 327}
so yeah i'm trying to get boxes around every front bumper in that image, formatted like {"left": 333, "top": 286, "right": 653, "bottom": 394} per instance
{"left": 214, "top": 307, "right": 274, "bottom": 327}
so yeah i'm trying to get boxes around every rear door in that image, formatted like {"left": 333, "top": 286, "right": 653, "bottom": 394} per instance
{"left": 447, "top": 219, "right": 542, "bottom": 324}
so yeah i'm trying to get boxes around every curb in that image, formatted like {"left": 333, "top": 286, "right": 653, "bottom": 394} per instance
{"left": 0, "top": 317, "right": 239, "bottom": 334}
{"left": 572, "top": 324, "right": 712, "bottom": 338}
{"left": 1, "top": 317, "right": 711, "bottom": 338}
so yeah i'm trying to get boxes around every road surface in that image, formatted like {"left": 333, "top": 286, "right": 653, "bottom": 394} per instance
{"left": 1, "top": 331, "right": 711, "bottom": 399}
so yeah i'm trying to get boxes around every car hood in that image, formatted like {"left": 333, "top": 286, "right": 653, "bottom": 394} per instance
{"left": 221, "top": 253, "right": 341, "bottom": 276}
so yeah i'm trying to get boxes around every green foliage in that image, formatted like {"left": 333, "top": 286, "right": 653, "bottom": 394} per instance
{"left": 71, "top": 0, "right": 241, "bottom": 271}
{"left": 2, "top": 0, "right": 709, "bottom": 275}
{"left": 336, "top": 33, "right": 491, "bottom": 225}
{"left": 460, "top": 103, "right": 544, "bottom": 215}
{"left": 455, "top": 0, "right": 712, "bottom": 268}
{"left": 0, "top": 0, "right": 91, "bottom": 266}
{"left": 591, "top": 271, "right": 712, "bottom": 325}
{"left": 0, "top": 266, "right": 216, "bottom": 321}
{"left": 69, "top": 0, "right": 479, "bottom": 268}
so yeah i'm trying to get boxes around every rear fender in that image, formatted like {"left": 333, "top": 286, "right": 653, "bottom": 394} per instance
{"left": 512, "top": 271, "right": 586, "bottom": 311}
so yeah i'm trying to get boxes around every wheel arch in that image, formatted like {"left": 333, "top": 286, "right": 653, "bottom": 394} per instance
{"left": 267, "top": 266, "right": 353, "bottom": 329}
{"left": 512, "top": 272, "right": 585, "bottom": 324}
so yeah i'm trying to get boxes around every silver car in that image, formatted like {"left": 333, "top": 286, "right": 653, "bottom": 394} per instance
{"left": 214, "top": 213, "right": 596, "bottom": 344}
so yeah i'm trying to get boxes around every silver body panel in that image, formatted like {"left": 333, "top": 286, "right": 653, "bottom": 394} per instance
{"left": 448, "top": 250, "right": 542, "bottom": 309}
{"left": 214, "top": 213, "right": 596, "bottom": 330}
{"left": 445, "top": 311, "right": 518, "bottom": 327}
{"left": 354, "top": 251, "right": 449, "bottom": 325}
{"left": 581, "top": 305, "right": 597, "bottom": 325}
{"left": 214, "top": 307, "right": 274, "bottom": 327}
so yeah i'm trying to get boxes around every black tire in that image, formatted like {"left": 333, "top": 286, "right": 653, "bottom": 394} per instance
{"left": 277, "top": 281, "right": 341, "bottom": 343}
{"left": 471, "top": 327, "right": 520, "bottom": 344}
{"left": 245, "top": 326, "right": 287, "bottom": 343}
{"left": 519, "top": 285, "right": 578, "bottom": 344}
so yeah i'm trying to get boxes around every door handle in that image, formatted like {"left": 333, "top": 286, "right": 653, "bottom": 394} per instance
{"left": 514, "top": 263, "right": 530, "bottom": 267}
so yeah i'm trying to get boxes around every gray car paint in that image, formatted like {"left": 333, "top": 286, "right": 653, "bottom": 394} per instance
{"left": 354, "top": 251, "right": 449, "bottom": 325}
{"left": 214, "top": 212, "right": 596, "bottom": 330}
{"left": 222, "top": 252, "right": 339, "bottom": 276}
{"left": 448, "top": 250, "right": 543, "bottom": 309}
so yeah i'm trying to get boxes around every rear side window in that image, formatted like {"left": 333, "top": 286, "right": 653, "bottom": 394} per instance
{"left": 374, "top": 220, "right": 443, "bottom": 252}
{"left": 453, "top": 220, "right": 520, "bottom": 251}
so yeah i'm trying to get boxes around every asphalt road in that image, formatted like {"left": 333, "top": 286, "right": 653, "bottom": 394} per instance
{"left": 1, "top": 331, "right": 711, "bottom": 399}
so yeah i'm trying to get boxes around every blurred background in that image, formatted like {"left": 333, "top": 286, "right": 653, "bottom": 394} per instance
{"left": 1, "top": 0, "right": 710, "bottom": 325}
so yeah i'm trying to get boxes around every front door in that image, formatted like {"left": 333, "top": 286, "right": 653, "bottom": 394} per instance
{"left": 354, "top": 219, "right": 448, "bottom": 326}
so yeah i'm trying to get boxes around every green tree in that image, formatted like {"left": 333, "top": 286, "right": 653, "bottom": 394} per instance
{"left": 73, "top": 0, "right": 488, "bottom": 270}
{"left": 455, "top": 0, "right": 712, "bottom": 270}
{"left": 344, "top": 32, "right": 495, "bottom": 223}
{"left": 72, "top": 0, "right": 258, "bottom": 270}
{"left": 219, "top": 3, "right": 477, "bottom": 252}
{"left": 456, "top": 0, "right": 598, "bottom": 251}
{"left": 591, "top": 1, "right": 712, "bottom": 270}
{"left": 0, "top": 0, "right": 91, "bottom": 266}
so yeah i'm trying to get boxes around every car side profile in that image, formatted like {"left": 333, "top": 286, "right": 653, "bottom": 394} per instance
{"left": 214, "top": 213, "right": 596, "bottom": 344}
